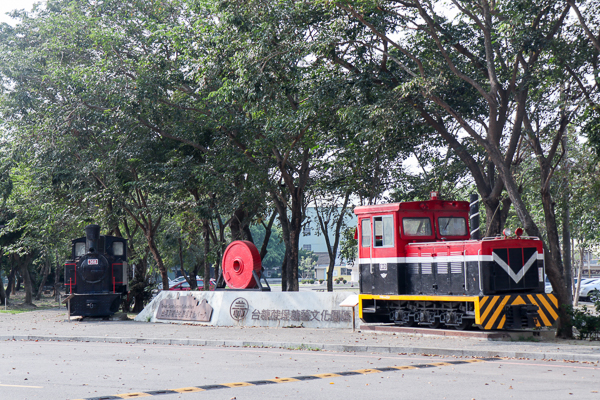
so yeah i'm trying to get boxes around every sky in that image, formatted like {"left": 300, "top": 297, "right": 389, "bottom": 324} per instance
{"left": 0, "top": 0, "right": 39, "bottom": 25}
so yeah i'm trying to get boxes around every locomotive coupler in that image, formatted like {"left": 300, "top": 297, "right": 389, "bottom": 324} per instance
{"left": 504, "top": 304, "right": 539, "bottom": 329}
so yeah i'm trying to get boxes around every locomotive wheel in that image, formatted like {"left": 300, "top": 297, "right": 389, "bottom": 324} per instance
{"left": 453, "top": 318, "right": 474, "bottom": 331}
{"left": 428, "top": 319, "right": 442, "bottom": 329}
{"left": 222, "top": 241, "right": 262, "bottom": 289}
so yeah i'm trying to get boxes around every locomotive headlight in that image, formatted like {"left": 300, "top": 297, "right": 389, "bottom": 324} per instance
{"left": 515, "top": 228, "right": 524, "bottom": 238}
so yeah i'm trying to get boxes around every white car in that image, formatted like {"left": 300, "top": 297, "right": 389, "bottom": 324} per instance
{"left": 545, "top": 278, "right": 597, "bottom": 294}
{"left": 579, "top": 279, "right": 600, "bottom": 302}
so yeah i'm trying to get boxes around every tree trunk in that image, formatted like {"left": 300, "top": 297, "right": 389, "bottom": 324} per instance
{"left": 21, "top": 255, "right": 34, "bottom": 305}
{"left": 280, "top": 249, "right": 289, "bottom": 291}
{"left": 313, "top": 192, "right": 351, "bottom": 292}
{"left": 230, "top": 207, "right": 247, "bottom": 242}
{"left": 286, "top": 209, "right": 301, "bottom": 292}
{"left": 146, "top": 233, "right": 168, "bottom": 292}
{"left": 259, "top": 210, "right": 277, "bottom": 260}
{"left": 203, "top": 220, "right": 211, "bottom": 290}
{"left": 132, "top": 255, "right": 148, "bottom": 313}
{"left": 490, "top": 148, "right": 571, "bottom": 337}
{"left": 482, "top": 197, "right": 510, "bottom": 237}
{"left": 0, "top": 250, "right": 5, "bottom": 305}
{"left": 35, "top": 259, "right": 50, "bottom": 301}
{"left": 6, "top": 259, "right": 18, "bottom": 299}
{"left": 273, "top": 193, "right": 293, "bottom": 291}
{"left": 54, "top": 253, "right": 61, "bottom": 304}
{"left": 562, "top": 185, "right": 572, "bottom": 303}
{"left": 573, "top": 245, "right": 584, "bottom": 306}
{"left": 0, "top": 269, "right": 6, "bottom": 306}
{"left": 178, "top": 237, "right": 195, "bottom": 290}
{"left": 230, "top": 207, "right": 254, "bottom": 243}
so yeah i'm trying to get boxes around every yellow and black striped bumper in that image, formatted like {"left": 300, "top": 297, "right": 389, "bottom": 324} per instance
{"left": 359, "top": 293, "right": 558, "bottom": 330}
{"left": 477, "top": 293, "right": 558, "bottom": 330}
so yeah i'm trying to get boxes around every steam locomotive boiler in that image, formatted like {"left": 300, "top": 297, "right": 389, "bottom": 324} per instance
{"left": 355, "top": 193, "right": 559, "bottom": 330}
{"left": 64, "top": 225, "right": 128, "bottom": 317}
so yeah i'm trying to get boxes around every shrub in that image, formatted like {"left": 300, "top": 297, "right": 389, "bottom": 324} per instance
{"left": 343, "top": 279, "right": 347, "bottom": 284}
{"left": 569, "top": 295, "right": 600, "bottom": 340}
{"left": 319, "top": 279, "right": 324, "bottom": 284}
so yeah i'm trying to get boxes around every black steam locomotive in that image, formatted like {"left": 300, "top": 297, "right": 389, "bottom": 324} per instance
{"left": 64, "top": 225, "right": 129, "bottom": 317}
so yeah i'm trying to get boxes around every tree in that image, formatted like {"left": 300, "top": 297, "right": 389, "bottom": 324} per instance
{"left": 310, "top": 185, "right": 353, "bottom": 291}
{"left": 317, "top": 0, "right": 592, "bottom": 338}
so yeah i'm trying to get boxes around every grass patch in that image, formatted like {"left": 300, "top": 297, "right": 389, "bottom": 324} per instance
{"left": 1, "top": 291, "right": 63, "bottom": 313}
{"left": 0, "top": 309, "right": 31, "bottom": 314}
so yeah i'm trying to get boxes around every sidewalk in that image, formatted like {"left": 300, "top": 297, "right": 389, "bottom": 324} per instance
{"left": 1, "top": 308, "right": 599, "bottom": 363}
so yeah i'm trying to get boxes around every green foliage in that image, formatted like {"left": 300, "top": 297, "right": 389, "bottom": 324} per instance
{"left": 568, "top": 295, "right": 600, "bottom": 340}
{"left": 250, "top": 224, "right": 285, "bottom": 270}
{"left": 339, "top": 227, "right": 357, "bottom": 266}
{"left": 299, "top": 249, "right": 318, "bottom": 279}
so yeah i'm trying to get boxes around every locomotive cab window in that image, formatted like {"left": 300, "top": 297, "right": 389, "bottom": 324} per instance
{"left": 113, "top": 242, "right": 125, "bottom": 256}
{"left": 403, "top": 217, "right": 432, "bottom": 236}
{"left": 75, "top": 242, "right": 85, "bottom": 257}
{"left": 439, "top": 217, "right": 467, "bottom": 236}
{"left": 361, "top": 219, "right": 371, "bottom": 247}
{"left": 373, "top": 215, "right": 394, "bottom": 247}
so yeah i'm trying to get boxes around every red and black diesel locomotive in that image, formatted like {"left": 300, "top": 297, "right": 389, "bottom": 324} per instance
{"left": 355, "top": 193, "right": 559, "bottom": 330}
{"left": 64, "top": 225, "right": 129, "bottom": 317}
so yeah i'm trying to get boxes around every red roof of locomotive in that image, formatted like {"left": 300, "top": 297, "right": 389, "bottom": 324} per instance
{"left": 354, "top": 198, "right": 469, "bottom": 215}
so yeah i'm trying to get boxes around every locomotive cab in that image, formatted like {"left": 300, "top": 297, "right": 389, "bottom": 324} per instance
{"left": 355, "top": 193, "right": 558, "bottom": 330}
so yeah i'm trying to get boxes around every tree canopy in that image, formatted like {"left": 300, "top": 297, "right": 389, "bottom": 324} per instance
{"left": 0, "top": 0, "right": 599, "bottom": 338}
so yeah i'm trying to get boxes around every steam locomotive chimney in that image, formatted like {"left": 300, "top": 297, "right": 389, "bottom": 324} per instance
{"left": 469, "top": 194, "right": 480, "bottom": 240}
{"left": 85, "top": 224, "right": 101, "bottom": 254}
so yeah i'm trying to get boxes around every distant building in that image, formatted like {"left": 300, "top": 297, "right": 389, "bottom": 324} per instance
{"left": 314, "top": 265, "right": 353, "bottom": 281}
{"left": 579, "top": 253, "right": 600, "bottom": 277}
{"left": 298, "top": 206, "right": 358, "bottom": 281}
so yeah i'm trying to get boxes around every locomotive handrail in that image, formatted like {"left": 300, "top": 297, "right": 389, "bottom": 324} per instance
{"left": 481, "top": 235, "right": 540, "bottom": 240}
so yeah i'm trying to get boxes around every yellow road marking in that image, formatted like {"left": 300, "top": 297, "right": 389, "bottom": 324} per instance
{"left": 313, "top": 373, "right": 341, "bottom": 378}
{"left": 173, "top": 387, "right": 205, "bottom": 393}
{"left": 223, "top": 382, "right": 255, "bottom": 387}
{"left": 352, "top": 368, "right": 380, "bottom": 374}
{"left": 72, "top": 358, "right": 500, "bottom": 400}
{"left": 270, "top": 377, "right": 299, "bottom": 383}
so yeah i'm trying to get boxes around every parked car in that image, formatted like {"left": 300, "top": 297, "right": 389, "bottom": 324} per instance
{"left": 169, "top": 279, "right": 215, "bottom": 291}
{"left": 579, "top": 279, "right": 600, "bottom": 302}
{"left": 545, "top": 278, "right": 597, "bottom": 294}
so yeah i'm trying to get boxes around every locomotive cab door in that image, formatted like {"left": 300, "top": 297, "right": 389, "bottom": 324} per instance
{"left": 359, "top": 215, "right": 399, "bottom": 295}
{"left": 359, "top": 218, "right": 374, "bottom": 294}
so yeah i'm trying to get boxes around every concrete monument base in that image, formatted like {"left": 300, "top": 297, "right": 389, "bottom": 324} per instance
{"left": 135, "top": 290, "right": 357, "bottom": 329}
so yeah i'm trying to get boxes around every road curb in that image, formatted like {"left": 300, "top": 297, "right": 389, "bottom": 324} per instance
{"left": 2, "top": 334, "right": 598, "bottom": 363}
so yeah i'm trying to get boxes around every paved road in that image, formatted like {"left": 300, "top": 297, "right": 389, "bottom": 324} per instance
{"left": 3, "top": 308, "right": 600, "bottom": 363}
{"left": 2, "top": 340, "right": 599, "bottom": 400}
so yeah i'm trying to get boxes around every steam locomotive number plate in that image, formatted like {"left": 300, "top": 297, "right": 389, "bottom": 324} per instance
{"left": 88, "top": 259, "right": 98, "bottom": 265}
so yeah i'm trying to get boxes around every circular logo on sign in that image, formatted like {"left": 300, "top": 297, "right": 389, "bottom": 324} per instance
{"left": 230, "top": 297, "right": 249, "bottom": 321}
